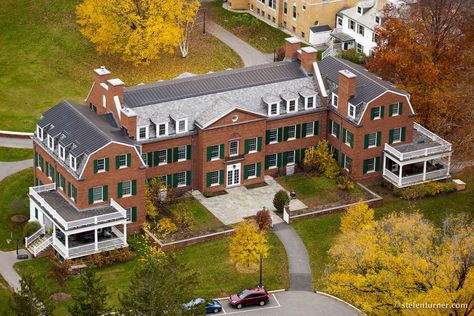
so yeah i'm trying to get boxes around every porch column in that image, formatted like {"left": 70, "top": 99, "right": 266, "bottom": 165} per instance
{"left": 398, "top": 164, "right": 403, "bottom": 187}
{"left": 52, "top": 224, "right": 56, "bottom": 245}
{"left": 423, "top": 161, "right": 427, "bottom": 181}
{"left": 64, "top": 233, "right": 69, "bottom": 259}
{"left": 382, "top": 155, "right": 387, "bottom": 176}
{"left": 123, "top": 223, "right": 127, "bottom": 245}
{"left": 94, "top": 229, "right": 98, "bottom": 251}
{"left": 447, "top": 153, "right": 452, "bottom": 175}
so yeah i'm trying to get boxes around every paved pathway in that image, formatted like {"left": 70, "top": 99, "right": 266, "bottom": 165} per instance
{"left": 0, "top": 250, "right": 26, "bottom": 291}
{"left": 193, "top": 176, "right": 307, "bottom": 225}
{"left": 0, "top": 160, "right": 33, "bottom": 182}
{"left": 207, "top": 21, "right": 273, "bottom": 67}
{"left": 0, "top": 137, "right": 33, "bottom": 148}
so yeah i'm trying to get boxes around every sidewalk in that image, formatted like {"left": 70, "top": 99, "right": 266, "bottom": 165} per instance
{"left": 0, "top": 160, "right": 33, "bottom": 181}
{"left": 0, "top": 250, "right": 24, "bottom": 291}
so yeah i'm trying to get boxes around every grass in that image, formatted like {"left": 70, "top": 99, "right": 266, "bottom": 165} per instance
{"left": 0, "top": 0, "right": 243, "bottom": 132}
{"left": 0, "top": 275, "right": 13, "bottom": 315}
{"left": 277, "top": 173, "right": 367, "bottom": 209}
{"left": 205, "top": 0, "right": 289, "bottom": 53}
{"left": 15, "top": 233, "right": 289, "bottom": 315}
{"left": 0, "top": 147, "right": 33, "bottom": 161}
{"left": 0, "top": 168, "right": 33, "bottom": 250}
{"left": 292, "top": 167, "right": 474, "bottom": 289}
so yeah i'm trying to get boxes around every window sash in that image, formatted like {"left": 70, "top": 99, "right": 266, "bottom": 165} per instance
{"left": 122, "top": 181, "right": 131, "bottom": 196}
{"left": 270, "top": 103, "right": 278, "bottom": 115}
{"left": 229, "top": 141, "right": 239, "bottom": 156}
{"left": 248, "top": 138, "right": 257, "bottom": 152}
{"left": 367, "top": 158, "right": 375, "bottom": 172}
{"left": 118, "top": 155, "right": 127, "bottom": 167}
{"left": 268, "top": 154, "right": 277, "bottom": 167}
{"left": 93, "top": 187, "right": 103, "bottom": 202}
{"left": 210, "top": 145, "right": 220, "bottom": 159}
{"left": 139, "top": 127, "right": 147, "bottom": 139}
{"left": 178, "top": 120, "right": 186, "bottom": 133}
{"left": 368, "top": 133, "right": 377, "bottom": 147}
{"left": 158, "top": 150, "right": 167, "bottom": 164}
{"left": 305, "top": 123, "right": 314, "bottom": 136}
{"left": 97, "top": 158, "right": 105, "bottom": 171}
{"left": 306, "top": 96, "right": 314, "bottom": 108}
{"left": 210, "top": 171, "right": 219, "bottom": 185}
{"left": 177, "top": 172, "right": 186, "bottom": 186}
{"left": 177, "top": 146, "right": 186, "bottom": 160}
{"left": 287, "top": 126, "right": 296, "bottom": 139}
{"left": 287, "top": 151, "right": 295, "bottom": 164}
{"left": 158, "top": 124, "right": 166, "bottom": 136}
{"left": 269, "top": 129, "right": 278, "bottom": 143}
{"left": 393, "top": 128, "right": 401, "bottom": 142}
{"left": 248, "top": 164, "right": 257, "bottom": 177}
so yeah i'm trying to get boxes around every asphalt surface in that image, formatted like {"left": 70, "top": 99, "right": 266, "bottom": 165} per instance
{"left": 0, "top": 160, "right": 33, "bottom": 181}
{"left": 0, "top": 137, "right": 33, "bottom": 148}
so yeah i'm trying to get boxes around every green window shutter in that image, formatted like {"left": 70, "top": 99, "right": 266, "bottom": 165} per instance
{"left": 132, "top": 180, "right": 137, "bottom": 195}
{"left": 363, "top": 159, "right": 369, "bottom": 174}
{"left": 127, "top": 153, "right": 131, "bottom": 167}
{"left": 40, "top": 156, "right": 44, "bottom": 170}
{"left": 389, "top": 129, "right": 394, "bottom": 144}
{"left": 371, "top": 108, "right": 376, "bottom": 120}
{"left": 173, "top": 173, "right": 178, "bottom": 188}
{"left": 314, "top": 121, "right": 319, "bottom": 135}
{"left": 147, "top": 153, "right": 152, "bottom": 167}
{"left": 56, "top": 172, "right": 59, "bottom": 184}
{"left": 283, "top": 126, "right": 289, "bottom": 141}
{"left": 256, "top": 162, "right": 261, "bottom": 177}
{"left": 88, "top": 188, "right": 93, "bottom": 204}
{"left": 282, "top": 152, "right": 288, "bottom": 166}
{"left": 334, "top": 149, "right": 339, "bottom": 163}
{"left": 295, "top": 149, "right": 300, "bottom": 163}
{"left": 34, "top": 152, "right": 38, "bottom": 167}
{"left": 167, "top": 148, "right": 172, "bottom": 164}
{"left": 342, "top": 153, "right": 346, "bottom": 168}
{"left": 72, "top": 186, "right": 77, "bottom": 202}
{"left": 399, "top": 102, "right": 403, "bottom": 115}
{"left": 342, "top": 128, "right": 347, "bottom": 143}
{"left": 131, "top": 207, "right": 137, "bottom": 222}
{"left": 401, "top": 127, "right": 406, "bottom": 141}
{"left": 364, "top": 134, "right": 369, "bottom": 149}
{"left": 329, "top": 119, "right": 333, "bottom": 133}
{"left": 243, "top": 165, "right": 249, "bottom": 180}
{"left": 103, "top": 185, "right": 108, "bottom": 201}
{"left": 45, "top": 161, "right": 49, "bottom": 177}
{"left": 173, "top": 147, "right": 178, "bottom": 162}
{"left": 51, "top": 166, "right": 55, "bottom": 180}
{"left": 375, "top": 157, "right": 381, "bottom": 171}
{"left": 186, "top": 145, "right": 192, "bottom": 160}
{"left": 115, "top": 156, "right": 120, "bottom": 169}
{"left": 277, "top": 153, "right": 283, "bottom": 167}
{"left": 206, "top": 172, "right": 212, "bottom": 187}
{"left": 186, "top": 171, "right": 191, "bottom": 185}
{"left": 377, "top": 131, "right": 382, "bottom": 147}
{"left": 296, "top": 124, "right": 301, "bottom": 139}
{"left": 154, "top": 151, "right": 159, "bottom": 166}
{"left": 265, "top": 130, "right": 270, "bottom": 145}
{"left": 277, "top": 128, "right": 283, "bottom": 142}
{"left": 117, "top": 182, "right": 123, "bottom": 198}
{"left": 219, "top": 170, "right": 224, "bottom": 185}
{"left": 219, "top": 144, "right": 224, "bottom": 159}
{"left": 301, "top": 148, "right": 307, "bottom": 162}
{"left": 68, "top": 182, "right": 72, "bottom": 197}
{"left": 257, "top": 137, "right": 262, "bottom": 152}
{"left": 93, "top": 159, "right": 98, "bottom": 174}
{"left": 244, "top": 139, "right": 249, "bottom": 154}
{"left": 166, "top": 174, "right": 172, "bottom": 187}
{"left": 335, "top": 123, "right": 340, "bottom": 139}
{"left": 206, "top": 146, "right": 212, "bottom": 161}
{"left": 265, "top": 155, "right": 270, "bottom": 170}
{"left": 381, "top": 106, "right": 385, "bottom": 118}
{"left": 302, "top": 123, "right": 307, "bottom": 138}
{"left": 105, "top": 157, "right": 110, "bottom": 171}
{"left": 389, "top": 104, "right": 394, "bottom": 116}
{"left": 350, "top": 132, "right": 354, "bottom": 148}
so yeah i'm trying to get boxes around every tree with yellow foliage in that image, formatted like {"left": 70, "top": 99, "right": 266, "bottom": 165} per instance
{"left": 326, "top": 205, "right": 474, "bottom": 315}
{"left": 76, "top": 0, "right": 200, "bottom": 64}
{"left": 229, "top": 220, "right": 269, "bottom": 271}
{"left": 145, "top": 177, "right": 165, "bottom": 219}
{"left": 303, "top": 140, "right": 340, "bottom": 179}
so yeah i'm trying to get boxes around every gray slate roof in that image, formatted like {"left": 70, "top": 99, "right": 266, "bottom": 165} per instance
{"left": 310, "top": 25, "right": 332, "bottom": 32}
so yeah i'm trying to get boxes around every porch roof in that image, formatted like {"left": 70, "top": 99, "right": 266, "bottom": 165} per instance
{"left": 393, "top": 129, "right": 443, "bottom": 153}
{"left": 331, "top": 31, "right": 354, "bottom": 42}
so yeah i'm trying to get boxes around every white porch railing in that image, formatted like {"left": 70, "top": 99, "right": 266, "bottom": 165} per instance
{"left": 25, "top": 225, "right": 45, "bottom": 248}
{"left": 53, "top": 236, "right": 67, "bottom": 258}
{"left": 32, "top": 236, "right": 52, "bottom": 257}
{"left": 68, "top": 237, "right": 125, "bottom": 259}
{"left": 384, "top": 168, "right": 450, "bottom": 187}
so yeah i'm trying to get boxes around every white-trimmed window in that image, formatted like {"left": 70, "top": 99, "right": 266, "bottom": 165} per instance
{"left": 345, "top": 130, "right": 353, "bottom": 147}
{"left": 348, "top": 103, "right": 356, "bottom": 119}
{"left": 356, "top": 43, "right": 364, "bottom": 53}
{"left": 357, "top": 6, "right": 362, "bottom": 15}
{"left": 118, "top": 154, "right": 127, "bottom": 168}
{"left": 70, "top": 155, "right": 77, "bottom": 171}
{"left": 269, "top": 102, "right": 280, "bottom": 116}
{"left": 248, "top": 163, "right": 257, "bottom": 178}
{"left": 47, "top": 135, "right": 55, "bottom": 151}
{"left": 157, "top": 150, "right": 167, "bottom": 165}
{"left": 268, "top": 129, "right": 278, "bottom": 144}
{"left": 177, "top": 119, "right": 187, "bottom": 134}
{"left": 349, "top": 19, "right": 355, "bottom": 30}
{"left": 358, "top": 24, "right": 364, "bottom": 36}
{"left": 286, "top": 151, "right": 295, "bottom": 165}
{"left": 210, "top": 145, "right": 220, "bottom": 160}
{"left": 366, "top": 158, "right": 376, "bottom": 173}
{"left": 305, "top": 122, "right": 314, "bottom": 137}
{"left": 391, "top": 103, "right": 401, "bottom": 116}
{"left": 97, "top": 158, "right": 106, "bottom": 172}
{"left": 372, "top": 106, "right": 382, "bottom": 119}
{"left": 343, "top": 155, "right": 352, "bottom": 171}
{"left": 392, "top": 128, "right": 402, "bottom": 143}
{"left": 229, "top": 140, "right": 239, "bottom": 156}
{"left": 337, "top": 16, "right": 343, "bottom": 27}
{"left": 268, "top": 154, "right": 277, "bottom": 169}
{"left": 141, "top": 153, "right": 149, "bottom": 166}
{"left": 176, "top": 172, "right": 186, "bottom": 187}
{"left": 287, "top": 125, "right": 296, "bottom": 140}
{"left": 92, "top": 186, "right": 104, "bottom": 203}
{"left": 48, "top": 164, "right": 54, "bottom": 180}
{"left": 375, "top": 16, "right": 381, "bottom": 25}
{"left": 287, "top": 99, "right": 297, "bottom": 113}
{"left": 367, "top": 132, "right": 377, "bottom": 148}
{"left": 305, "top": 96, "right": 315, "bottom": 109}
{"left": 209, "top": 171, "right": 220, "bottom": 186}
{"left": 332, "top": 93, "right": 338, "bottom": 108}
{"left": 157, "top": 123, "right": 168, "bottom": 137}
{"left": 283, "top": 0, "right": 287, "bottom": 14}
{"left": 292, "top": 2, "right": 296, "bottom": 19}
{"left": 36, "top": 125, "right": 44, "bottom": 141}
{"left": 58, "top": 145, "right": 65, "bottom": 161}
{"left": 248, "top": 138, "right": 257, "bottom": 153}
{"left": 177, "top": 146, "right": 187, "bottom": 161}
{"left": 121, "top": 180, "right": 132, "bottom": 197}
{"left": 126, "top": 207, "right": 133, "bottom": 222}
{"left": 137, "top": 126, "right": 149, "bottom": 140}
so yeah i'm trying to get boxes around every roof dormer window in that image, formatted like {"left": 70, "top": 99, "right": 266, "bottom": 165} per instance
{"left": 47, "top": 134, "right": 55, "bottom": 151}
{"left": 375, "top": 16, "right": 381, "bottom": 25}
{"left": 70, "top": 155, "right": 77, "bottom": 171}
{"left": 137, "top": 126, "right": 149, "bottom": 140}
{"left": 348, "top": 103, "right": 356, "bottom": 119}
{"left": 268, "top": 102, "right": 280, "bottom": 116}
{"left": 177, "top": 119, "right": 187, "bottom": 134}
{"left": 332, "top": 93, "right": 338, "bottom": 108}
{"left": 286, "top": 99, "right": 298, "bottom": 113}
{"left": 58, "top": 145, "right": 66, "bottom": 161}
{"left": 157, "top": 123, "right": 168, "bottom": 137}
{"left": 305, "top": 96, "right": 316, "bottom": 110}
{"left": 357, "top": 6, "right": 362, "bottom": 15}
{"left": 36, "top": 125, "right": 43, "bottom": 141}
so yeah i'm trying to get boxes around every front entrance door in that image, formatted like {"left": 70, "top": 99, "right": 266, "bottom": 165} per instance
{"left": 227, "top": 163, "right": 241, "bottom": 187}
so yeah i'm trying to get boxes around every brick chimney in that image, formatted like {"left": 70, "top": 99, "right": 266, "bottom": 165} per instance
{"left": 284, "top": 37, "right": 301, "bottom": 61}
{"left": 337, "top": 69, "right": 357, "bottom": 115}
{"left": 300, "top": 47, "right": 317, "bottom": 74}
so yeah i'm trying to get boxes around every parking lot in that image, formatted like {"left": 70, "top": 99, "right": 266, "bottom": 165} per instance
{"left": 216, "top": 293, "right": 281, "bottom": 315}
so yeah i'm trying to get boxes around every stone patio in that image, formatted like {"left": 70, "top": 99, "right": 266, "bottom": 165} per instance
{"left": 192, "top": 176, "right": 307, "bottom": 225}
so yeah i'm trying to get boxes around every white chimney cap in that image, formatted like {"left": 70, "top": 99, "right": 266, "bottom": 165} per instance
{"left": 339, "top": 69, "right": 357, "bottom": 79}
{"left": 108, "top": 78, "right": 125, "bottom": 86}
{"left": 94, "top": 67, "right": 111, "bottom": 76}
{"left": 301, "top": 46, "right": 317, "bottom": 54}
{"left": 285, "top": 37, "right": 301, "bottom": 44}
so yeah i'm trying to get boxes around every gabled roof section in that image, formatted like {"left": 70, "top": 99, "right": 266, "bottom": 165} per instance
{"left": 318, "top": 56, "right": 409, "bottom": 105}
{"left": 123, "top": 62, "right": 306, "bottom": 108}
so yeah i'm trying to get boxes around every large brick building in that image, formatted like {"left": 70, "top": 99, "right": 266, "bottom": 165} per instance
{"left": 27, "top": 38, "right": 451, "bottom": 259}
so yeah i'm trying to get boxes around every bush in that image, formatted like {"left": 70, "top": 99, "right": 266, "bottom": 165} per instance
{"left": 340, "top": 48, "right": 366, "bottom": 64}
{"left": 255, "top": 208, "right": 272, "bottom": 231}
{"left": 174, "top": 209, "right": 194, "bottom": 230}
{"left": 156, "top": 218, "right": 177, "bottom": 238}
{"left": 23, "top": 221, "right": 41, "bottom": 238}
{"left": 303, "top": 140, "right": 340, "bottom": 179}
{"left": 275, "top": 47, "right": 285, "bottom": 61}
{"left": 394, "top": 181, "right": 456, "bottom": 200}
{"left": 337, "top": 175, "right": 355, "bottom": 191}
{"left": 273, "top": 190, "right": 289, "bottom": 213}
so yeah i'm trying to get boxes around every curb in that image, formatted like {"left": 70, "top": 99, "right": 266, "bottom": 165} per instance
{"left": 0, "top": 130, "right": 34, "bottom": 138}
{"left": 214, "top": 288, "right": 287, "bottom": 301}
{"left": 315, "top": 291, "right": 366, "bottom": 315}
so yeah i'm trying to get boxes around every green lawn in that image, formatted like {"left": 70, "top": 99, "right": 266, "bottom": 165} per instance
{"left": 0, "top": 0, "right": 242, "bottom": 132}
{"left": 0, "top": 168, "right": 33, "bottom": 250}
{"left": 292, "top": 168, "right": 474, "bottom": 289}
{"left": 205, "top": 0, "right": 289, "bottom": 53}
{"left": 15, "top": 233, "right": 289, "bottom": 315}
{"left": 0, "top": 147, "right": 33, "bottom": 162}
{"left": 0, "top": 275, "right": 13, "bottom": 315}
{"left": 277, "top": 173, "right": 367, "bottom": 209}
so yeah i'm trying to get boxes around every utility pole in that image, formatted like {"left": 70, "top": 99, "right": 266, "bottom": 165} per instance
{"left": 259, "top": 253, "right": 263, "bottom": 288}
{"left": 203, "top": 10, "right": 206, "bottom": 34}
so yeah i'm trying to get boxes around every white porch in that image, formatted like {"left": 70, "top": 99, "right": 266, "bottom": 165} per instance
{"left": 383, "top": 123, "right": 452, "bottom": 188}
{"left": 26, "top": 183, "right": 128, "bottom": 259}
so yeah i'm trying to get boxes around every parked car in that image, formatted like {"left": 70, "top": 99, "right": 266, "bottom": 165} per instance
{"left": 182, "top": 297, "right": 223, "bottom": 314}
{"left": 229, "top": 287, "right": 269, "bottom": 309}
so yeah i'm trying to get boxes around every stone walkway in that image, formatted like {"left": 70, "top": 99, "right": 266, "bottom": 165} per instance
{"left": 0, "top": 250, "right": 27, "bottom": 291}
{"left": 193, "top": 175, "right": 307, "bottom": 225}
{"left": 207, "top": 21, "right": 273, "bottom": 67}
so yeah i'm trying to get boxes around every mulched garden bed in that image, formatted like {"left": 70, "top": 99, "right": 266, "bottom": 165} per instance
{"left": 244, "top": 182, "right": 268, "bottom": 190}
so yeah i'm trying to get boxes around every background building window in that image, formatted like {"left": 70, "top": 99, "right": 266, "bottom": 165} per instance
{"left": 210, "top": 145, "right": 220, "bottom": 160}
{"left": 269, "top": 129, "right": 278, "bottom": 143}
{"left": 177, "top": 146, "right": 186, "bottom": 161}
{"left": 287, "top": 126, "right": 296, "bottom": 139}
{"left": 229, "top": 140, "right": 239, "bottom": 156}
{"left": 248, "top": 164, "right": 256, "bottom": 178}
{"left": 268, "top": 154, "right": 277, "bottom": 168}
{"left": 157, "top": 123, "right": 167, "bottom": 136}
{"left": 177, "top": 172, "right": 186, "bottom": 187}
{"left": 93, "top": 186, "right": 103, "bottom": 203}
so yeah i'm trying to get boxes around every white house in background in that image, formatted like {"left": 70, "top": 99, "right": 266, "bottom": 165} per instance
{"left": 323, "top": 0, "right": 386, "bottom": 58}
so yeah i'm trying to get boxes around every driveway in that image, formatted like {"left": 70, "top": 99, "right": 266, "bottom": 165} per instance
{"left": 0, "top": 160, "right": 33, "bottom": 181}
{"left": 0, "top": 137, "right": 32, "bottom": 148}
{"left": 193, "top": 176, "right": 307, "bottom": 225}
{"left": 0, "top": 250, "right": 26, "bottom": 291}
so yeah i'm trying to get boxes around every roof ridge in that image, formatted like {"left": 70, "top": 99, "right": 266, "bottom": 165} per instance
{"left": 335, "top": 58, "right": 389, "bottom": 91}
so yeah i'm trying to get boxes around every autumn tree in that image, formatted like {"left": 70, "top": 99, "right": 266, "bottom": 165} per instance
{"left": 326, "top": 207, "right": 474, "bottom": 315}
{"left": 145, "top": 177, "right": 166, "bottom": 220}
{"left": 368, "top": 0, "right": 474, "bottom": 159}
{"left": 303, "top": 140, "right": 340, "bottom": 178}
{"left": 229, "top": 220, "right": 269, "bottom": 271}
{"left": 69, "top": 266, "right": 109, "bottom": 316}
{"left": 255, "top": 207, "right": 272, "bottom": 231}
{"left": 76, "top": 0, "right": 200, "bottom": 65}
